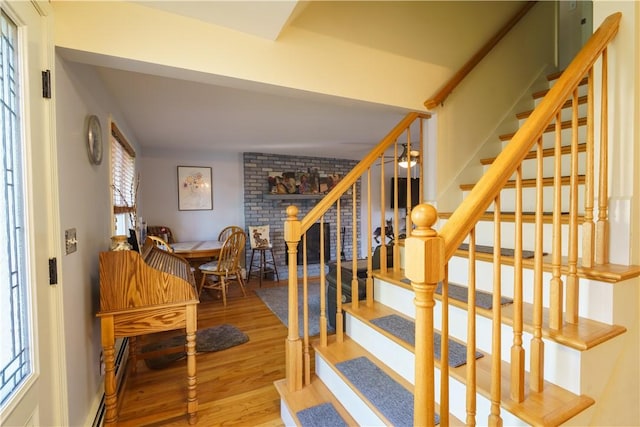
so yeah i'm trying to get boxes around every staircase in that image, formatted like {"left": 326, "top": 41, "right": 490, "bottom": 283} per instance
{"left": 275, "top": 12, "right": 638, "bottom": 426}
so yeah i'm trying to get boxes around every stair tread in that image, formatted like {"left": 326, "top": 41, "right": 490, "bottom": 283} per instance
{"left": 313, "top": 335, "right": 464, "bottom": 426}
{"left": 517, "top": 95, "right": 588, "bottom": 119}
{"left": 275, "top": 377, "right": 357, "bottom": 426}
{"left": 480, "top": 142, "right": 587, "bottom": 165}
{"left": 449, "top": 248, "right": 640, "bottom": 283}
{"left": 376, "top": 269, "right": 628, "bottom": 351}
{"left": 326, "top": 307, "right": 594, "bottom": 426}
{"left": 499, "top": 117, "right": 587, "bottom": 141}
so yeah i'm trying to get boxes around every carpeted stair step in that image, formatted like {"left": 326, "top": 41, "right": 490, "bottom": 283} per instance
{"left": 339, "top": 300, "right": 595, "bottom": 426}
{"left": 373, "top": 267, "right": 627, "bottom": 354}
{"left": 450, "top": 244, "right": 640, "bottom": 284}
{"left": 275, "top": 376, "right": 357, "bottom": 427}
{"left": 312, "top": 335, "right": 458, "bottom": 426}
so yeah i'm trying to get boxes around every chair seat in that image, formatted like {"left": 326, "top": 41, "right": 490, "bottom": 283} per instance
{"left": 199, "top": 260, "right": 218, "bottom": 272}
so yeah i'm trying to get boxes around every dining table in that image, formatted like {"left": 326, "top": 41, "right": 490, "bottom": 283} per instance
{"left": 172, "top": 240, "right": 223, "bottom": 261}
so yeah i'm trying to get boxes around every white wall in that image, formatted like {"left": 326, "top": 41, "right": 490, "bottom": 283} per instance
{"left": 54, "top": 56, "right": 140, "bottom": 426}
{"left": 139, "top": 149, "right": 245, "bottom": 241}
{"left": 434, "top": 1, "right": 556, "bottom": 211}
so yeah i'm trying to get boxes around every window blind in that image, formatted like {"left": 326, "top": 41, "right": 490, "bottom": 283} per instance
{"left": 110, "top": 122, "right": 136, "bottom": 215}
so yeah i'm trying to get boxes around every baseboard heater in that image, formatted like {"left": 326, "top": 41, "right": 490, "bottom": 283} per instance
{"left": 91, "top": 337, "right": 129, "bottom": 427}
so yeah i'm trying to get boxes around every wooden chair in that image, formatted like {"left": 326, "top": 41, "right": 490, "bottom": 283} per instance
{"left": 146, "top": 235, "right": 174, "bottom": 253}
{"left": 218, "top": 225, "right": 244, "bottom": 243}
{"left": 147, "top": 226, "right": 175, "bottom": 244}
{"left": 198, "top": 230, "right": 246, "bottom": 306}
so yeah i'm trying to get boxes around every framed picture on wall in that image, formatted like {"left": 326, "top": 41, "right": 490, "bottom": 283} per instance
{"left": 177, "top": 166, "right": 213, "bottom": 210}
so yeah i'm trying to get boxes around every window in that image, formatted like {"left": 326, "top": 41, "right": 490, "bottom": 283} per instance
{"left": 110, "top": 122, "right": 136, "bottom": 236}
{"left": 0, "top": 10, "right": 31, "bottom": 408}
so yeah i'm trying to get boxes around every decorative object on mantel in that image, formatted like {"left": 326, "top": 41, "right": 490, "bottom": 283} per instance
{"left": 110, "top": 235, "right": 131, "bottom": 251}
{"left": 177, "top": 165, "right": 213, "bottom": 210}
{"left": 268, "top": 169, "right": 341, "bottom": 195}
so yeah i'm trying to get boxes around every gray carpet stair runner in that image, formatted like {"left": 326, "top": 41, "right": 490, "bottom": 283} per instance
{"left": 296, "top": 403, "right": 348, "bottom": 427}
{"left": 400, "top": 279, "right": 513, "bottom": 309}
{"left": 370, "top": 314, "right": 483, "bottom": 368}
{"left": 336, "top": 356, "right": 439, "bottom": 426}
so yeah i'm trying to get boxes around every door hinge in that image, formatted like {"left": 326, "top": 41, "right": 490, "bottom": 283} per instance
{"left": 49, "top": 257, "right": 58, "bottom": 285}
{"left": 42, "top": 70, "right": 51, "bottom": 99}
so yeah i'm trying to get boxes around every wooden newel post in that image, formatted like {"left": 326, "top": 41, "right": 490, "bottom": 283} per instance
{"left": 405, "top": 204, "right": 444, "bottom": 426}
{"left": 284, "top": 205, "right": 303, "bottom": 392}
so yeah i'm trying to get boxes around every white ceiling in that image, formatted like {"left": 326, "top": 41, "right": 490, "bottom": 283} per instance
{"left": 67, "top": 1, "right": 525, "bottom": 160}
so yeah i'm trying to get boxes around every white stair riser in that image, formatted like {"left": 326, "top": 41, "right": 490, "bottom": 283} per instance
{"left": 372, "top": 279, "right": 583, "bottom": 393}
{"left": 464, "top": 183, "right": 585, "bottom": 214}
{"left": 433, "top": 301, "right": 583, "bottom": 393}
{"left": 440, "top": 217, "right": 585, "bottom": 256}
{"left": 315, "top": 352, "right": 386, "bottom": 426}
{"left": 279, "top": 402, "right": 297, "bottom": 427}
{"left": 447, "top": 256, "right": 616, "bottom": 324}
{"left": 345, "top": 314, "right": 528, "bottom": 425}
{"left": 530, "top": 97, "right": 588, "bottom": 122}
{"left": 484, "top": 150, "right": 587, "bottom": 181}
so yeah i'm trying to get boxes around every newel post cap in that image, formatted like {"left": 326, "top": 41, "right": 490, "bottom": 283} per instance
{"left": 284, "top": 205, "right": 301, "bottom": 243}
{"left": 405, "top": 204, "right": 445, "bottom": 284}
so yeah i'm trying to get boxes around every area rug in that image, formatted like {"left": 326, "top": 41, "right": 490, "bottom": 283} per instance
{"left": 370, "top": 314, "right": 483, "bottom": 368}
{"left": 141, "top": 323, "right": 249, "bottom": 370}
{"left": 296, "top": 403, "right": 348, "bottom": 427}
{"left": 336, "top": 356, "right": 439, "bottom": 426}
{"left": 254, "top": 283, "right": 333, "bottom": 337}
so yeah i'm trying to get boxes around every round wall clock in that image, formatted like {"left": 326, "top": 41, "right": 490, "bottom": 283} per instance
{"left": 86, "top": 114, "right": 103, "bottom": 165}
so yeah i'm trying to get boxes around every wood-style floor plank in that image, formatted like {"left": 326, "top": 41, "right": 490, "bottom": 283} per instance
{"left": 116, "top": 278, "right": 288, "bottom": 427}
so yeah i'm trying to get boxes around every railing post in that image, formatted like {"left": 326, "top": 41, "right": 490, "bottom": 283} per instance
{"left": 405, "top": 204, "right": 445, "bottom": 426}
{"left": 284, "top": 205, "right": 303, "bottom": 392}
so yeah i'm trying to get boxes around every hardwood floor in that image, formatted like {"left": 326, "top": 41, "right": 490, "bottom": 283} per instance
{"left": 116, "top": 278, "right": 289, "bottom": 427}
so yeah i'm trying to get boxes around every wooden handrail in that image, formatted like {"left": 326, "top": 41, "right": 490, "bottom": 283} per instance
{"left": 424, "top": 1, "right": 537, "bottom": 110}
{"left": 299, "top": 111, "right": 431, "bottom": 233}
{"left": 439, "top": 12, "right": 621, "bottom": 261}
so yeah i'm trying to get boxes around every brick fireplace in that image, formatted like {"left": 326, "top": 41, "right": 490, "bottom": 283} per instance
{"left": 243, "top": 152, "right": 360, "bottom": 278}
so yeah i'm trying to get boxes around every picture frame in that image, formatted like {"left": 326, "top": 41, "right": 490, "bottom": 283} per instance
{"left": 177, "top": 166, "right": 213, "bottom": 210}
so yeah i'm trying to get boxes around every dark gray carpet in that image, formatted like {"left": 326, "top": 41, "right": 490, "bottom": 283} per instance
{"left": 141, "top": 324, "right": 249, "bottom": 369}
{"left": 370, "top": 314, "right": 483, "bottom": 368}
{"left": 458, "top": 243, "right": 539, "bottom": 259}
{"left": 336, "top": 356, "right": 439, "bottom": 426}
{"left": 436, "top": 282, "right": 512, "bottom": 309}
{"left": 296, "top": 403, "right": 347, "bottom": 427}
{"left": 254, "top": 283, "right": 334, "bottom": 336}
{"left": 400, "top": 279, "right": 512, "bottom": 309}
